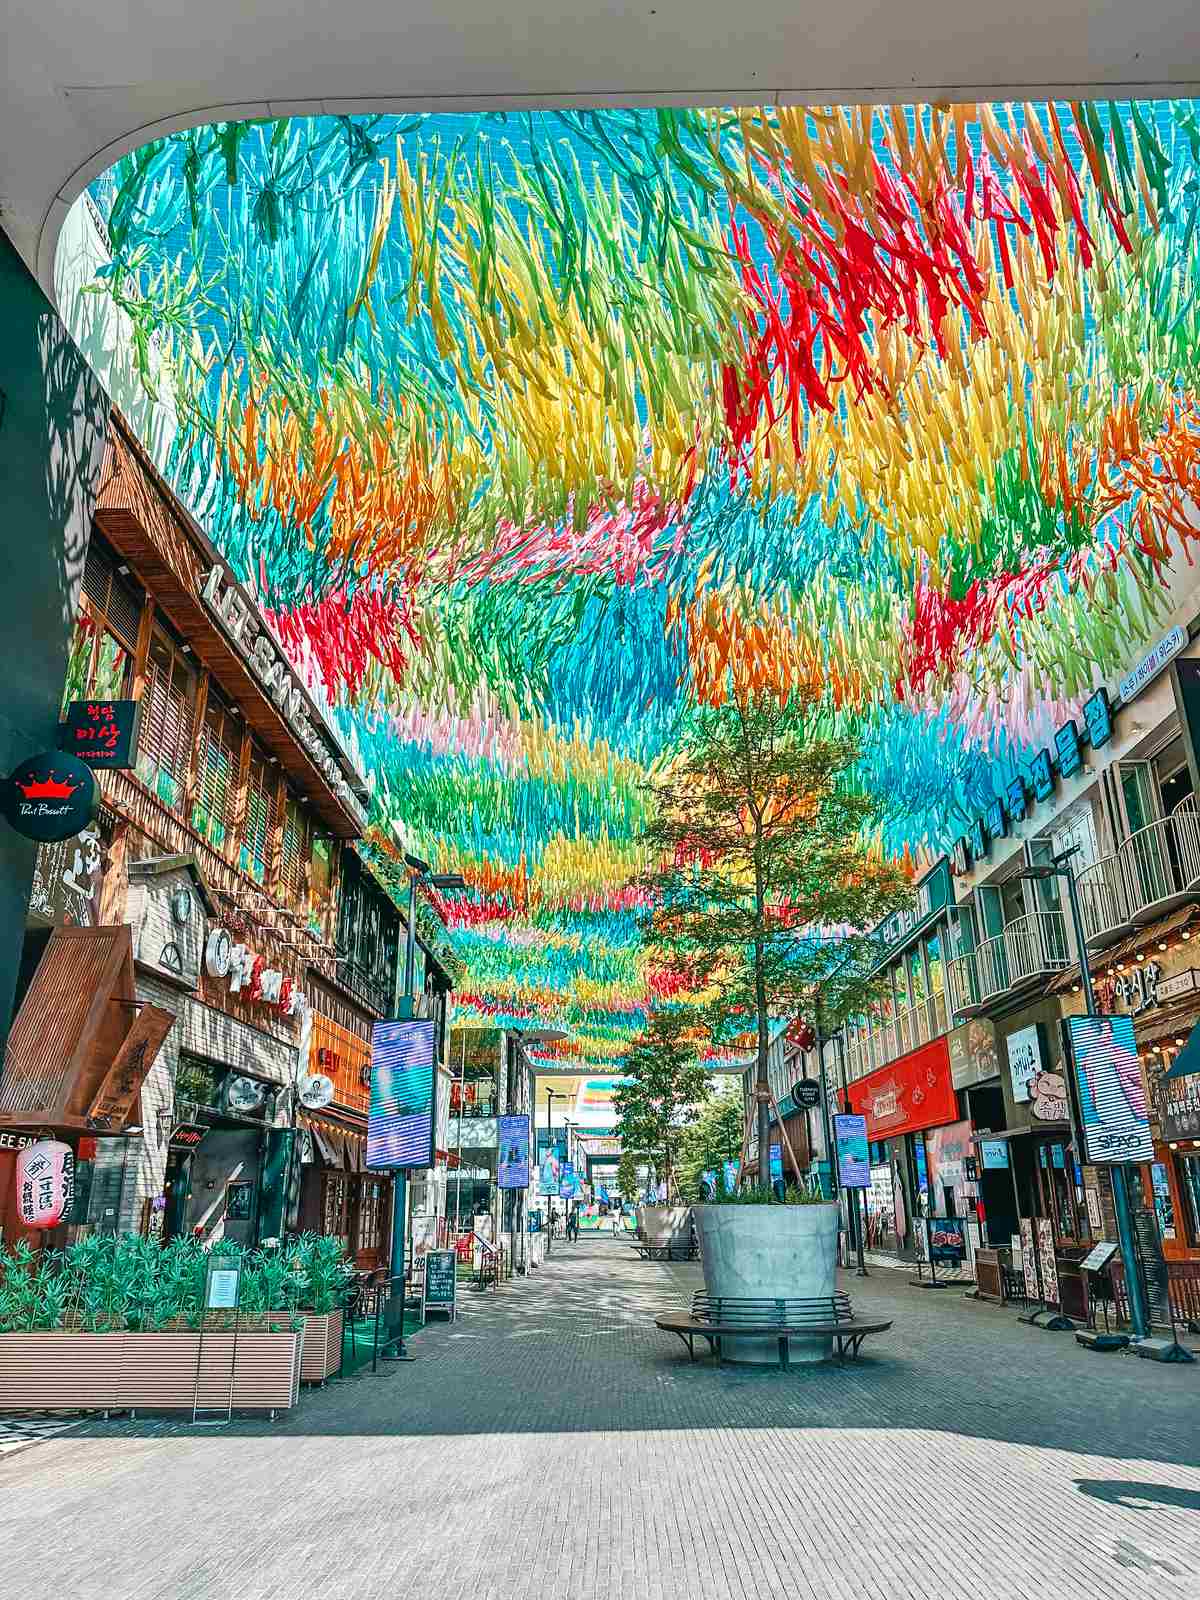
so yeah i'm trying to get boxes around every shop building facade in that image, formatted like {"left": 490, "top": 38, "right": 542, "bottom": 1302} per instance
{"left": 944, "top": 612, "right": 1200, "bottom": 1321}
{"left": 0, "top": 411, "right": 459, "bottom": 1261}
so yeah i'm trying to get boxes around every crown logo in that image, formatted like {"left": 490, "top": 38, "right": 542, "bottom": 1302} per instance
{"left": 16, "top": 772, "right": 81, "bottom": 800}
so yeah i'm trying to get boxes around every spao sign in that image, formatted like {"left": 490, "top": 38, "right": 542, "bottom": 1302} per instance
{"left": 200, "top": 567, "right": 367, "bottom": 827}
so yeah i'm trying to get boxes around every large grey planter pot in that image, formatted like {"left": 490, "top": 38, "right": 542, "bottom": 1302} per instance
{"left": 639, "top": 1206, "right": 692, "bottom": 1251}
{"left": 693, "top": 1204, "right": 840, "bottom": 1365}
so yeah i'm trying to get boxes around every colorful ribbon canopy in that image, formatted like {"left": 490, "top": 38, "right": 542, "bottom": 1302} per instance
{"left": 72, "top": 100, "right": 1200, "bottom": 1065}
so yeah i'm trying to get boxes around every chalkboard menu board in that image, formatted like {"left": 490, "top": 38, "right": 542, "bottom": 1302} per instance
{"left": 423, "top": 1249, "right": 457, "bottom": 1321}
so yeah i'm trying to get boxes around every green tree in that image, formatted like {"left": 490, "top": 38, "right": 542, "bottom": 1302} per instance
{"left": 615, "top": 1150, "right": 643, "bottom": 1203}
{"left": 677, "top": 1077, "right": 747, "bottom": 1201}
{"left": 614, "top": 1008, "right": 712, "bottom": 1200}
{"left": 640, "top": 690, "right": 912, "bottom": 1184}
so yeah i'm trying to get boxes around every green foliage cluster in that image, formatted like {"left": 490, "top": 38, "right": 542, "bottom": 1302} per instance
{"left": 700, "top": 1180, "right": 828, "bottom": 1207}
{"left": 614, "top": 1007, "right": 712, "bottom": 1197}
{"left": 676, "top": 1078, "right": 746, "bottom": 1202}
{"left": 0, "top": 1232, "right": 353, "bottom": 1334}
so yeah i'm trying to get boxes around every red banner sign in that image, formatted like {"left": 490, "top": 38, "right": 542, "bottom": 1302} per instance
{"left": 847, "top": 1037, "right": 957, "bottom": 1141}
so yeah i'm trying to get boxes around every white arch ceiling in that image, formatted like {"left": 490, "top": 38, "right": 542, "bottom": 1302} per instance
{"left": 4, "top": 0, "right": 1200, "bottom": 294}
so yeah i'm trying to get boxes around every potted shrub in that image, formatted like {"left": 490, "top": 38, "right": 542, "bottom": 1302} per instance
{"left": 693, "top": 1180, "right": 840, "bottom": 1364}
{"left": 285, "top": 1234, "right": 352, "bottom": 1383}
{"left": 0, "top": 1235, "right": 305, "bottom": 1414}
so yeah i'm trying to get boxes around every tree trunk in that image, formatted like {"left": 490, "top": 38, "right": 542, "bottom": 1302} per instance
{"left": 754, "top": 936, "right": 771, "bottom": 1189}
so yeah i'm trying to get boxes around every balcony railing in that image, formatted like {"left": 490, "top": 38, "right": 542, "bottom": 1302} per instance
{"left": 846, "top": 988, "right": 949, "bottom": 1081}
{"left": 1076, "top": 803, "right": 1200, "bottom": 947}
{"left": 948, "top": 910, "right": 1069, "bottom": 1015}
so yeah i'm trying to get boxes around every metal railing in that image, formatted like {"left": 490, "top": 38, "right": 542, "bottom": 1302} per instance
{"left": 947, "top": 910, "right": 1069, "bottom": 1013}
{"left": 845, "top": 988, "right": 948, "bottom": 1080}
{"left": 1075, "top": 803, "right": 1200, "bottom": 946}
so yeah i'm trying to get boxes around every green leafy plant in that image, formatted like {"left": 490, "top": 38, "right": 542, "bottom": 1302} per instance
{"left": 614, "top": 1007, "right": 711, "bottom": 1200}
{"left": 0, "top": 1231, "right": 353, "bottom": 1334}
{"left": 703, "top": 1181, "right": 828, "bottom": 1206}
{"left": 640, "top": 689, "right": 913, "bottom": 1177}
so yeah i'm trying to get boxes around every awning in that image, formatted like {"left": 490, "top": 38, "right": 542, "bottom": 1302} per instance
{"left": 0, "top": 927, "right": 173, "bottom": 1134}
{"left": 1164, "top": 1022, "right": 1200, "bottom": 1081}
{"left": 971, "top": 1122, "right": 1071, "bottom": 1142}
{"left": 1049, "top": 904, "right": 1200, "bottom": 993}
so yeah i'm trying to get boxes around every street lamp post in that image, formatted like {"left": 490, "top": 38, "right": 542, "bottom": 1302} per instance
{"left": 544, "top": 1088, "right": 566, "bottom": 1250}
{"left": 1017, "top": 853, "right": 1149, "bottom": 1339}
{"left": 385, "top": 856, "right": 466, "bottom": 1360}
{"left": 835, "top": 1031, "right": 868, "bottom": 1277}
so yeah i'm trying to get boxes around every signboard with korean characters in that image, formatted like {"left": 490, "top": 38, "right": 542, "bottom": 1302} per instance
{"left": 59, "top": 699, "right": 141, "bottom": 769}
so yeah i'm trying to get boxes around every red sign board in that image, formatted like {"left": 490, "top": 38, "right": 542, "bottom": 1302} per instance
{"left": 847, "top": 1037, "right": 957, "bottom": 1141}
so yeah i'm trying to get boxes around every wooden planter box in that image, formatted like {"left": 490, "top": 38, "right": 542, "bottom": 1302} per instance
{"left": 299, "top": 1311, "right": 343, "bottom": 1383}
{"left": 0, "top": 1328, "right": 304, "bottom": 1415}
{"left": 0, "top": 1333, "right": 124, "bottom": 1411}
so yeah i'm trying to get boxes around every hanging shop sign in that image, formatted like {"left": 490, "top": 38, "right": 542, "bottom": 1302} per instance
{"left": 846, "top": 1037, "right": 957, "bottom": 1141}
{"left": 1147, "top": 1058, "right": 1200, "bottom": 1142}
{"left": 168, "top": 1122, "right": 208, "bottom": 1152}
{"left": 874, "top": 859, "right": 952, "bottom": 960}
{"left": 1067, "top": 1014, "right": 1154, "bottom": 1164}
{"left": 204, "top": 926, "right": 306, "bottom": 1018}
{"left": 833, "top": 1113, "right": 870, "bottom": 1188}
{"left": 367, "top": 1017, "right": 437, "bottom": 1169}
{"left": 58, "top": 699, "right": 140, "bottom": 770}
{"left": 979, "top": 1138, "right": 1010, "bottom": 1169}
{"left": 297, "top": 1073, "right": 335, "bottom": 1110}
{"left": 948, "top": 1019, "right": 998, "bottom": 1090}
{"left": 497, "top": 1114, "right": 531, "bottom": 1189}
{"left": 1006, "top": 1023, "right": 1044, "bottom": 1104}
{"left": 86, "top": 1004, "right": 175, "bottom": 1130}
{"left": 951, "top": 688, "right": 1113, "bottom": 874}
{"left": 790, "top": 1078, "right": 821, "bottom": 1111}
{"left": 1118, "top": 625, "right": 1187, "bottom": 704}
{"left": 15, "top": 1140, "right": 75, "bottom": 1229}
{"left": 1, "top": 752, "right": 98, "bottom": 843}
{"left": 200, "top": 566, "right": 367, "bottom": 826}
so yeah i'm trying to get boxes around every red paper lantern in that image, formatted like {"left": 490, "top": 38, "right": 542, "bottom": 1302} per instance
{"left": 15, "top": 1139, "right": 74, "bottom": 1228}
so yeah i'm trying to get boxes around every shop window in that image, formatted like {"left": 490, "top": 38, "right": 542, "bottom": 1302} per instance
{"left": 280, "top": 792, "right": 310, "bottom": 912}
{"left": 175, "top": 1054, "right": 223, "bottom": 1113}
{"left": 136, "top": 628, "right": 197, "bottom": 812}
{"left": 240, "top": 744, "right": 278, "bottom": 886}
{"left": 192, "top": 691, "right": 240, "bottom": 850}
{"left": 322, "top": 1172, "right": 351, "bottom": 1250}
{"left": 1154, "top": 737, "right": 1193, "bottom": 817}
{"left": 356, "top": 1178, "right": 386, "bottom": 1257}
{"left": 1176, "top": 1153, "right": 1200, "bottom": 1247}
{"left": 64, "top": 540, "right": 143, "bottom": 707}
{"left": 1121, "top": 763, "right": 1155, "bottom": 836}
{"left": 309, "top": 834, "right": 334, "bottom": 940}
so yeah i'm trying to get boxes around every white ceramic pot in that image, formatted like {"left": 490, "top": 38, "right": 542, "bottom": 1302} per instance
{"left": 639, "top": 1205, "right": 693, "bottom": 1251}
{"left": 693, "top": 1204, "right": 840, "bottom": 1364}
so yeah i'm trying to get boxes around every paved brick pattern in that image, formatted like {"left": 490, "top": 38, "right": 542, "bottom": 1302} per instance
{"left": 2, "top": 1239, "right": 1200, "bottom": 1598}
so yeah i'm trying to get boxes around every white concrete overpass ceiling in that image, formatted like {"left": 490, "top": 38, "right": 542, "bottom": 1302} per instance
{"left": 4, "top": 0, "right": 1200, "bottom": 290}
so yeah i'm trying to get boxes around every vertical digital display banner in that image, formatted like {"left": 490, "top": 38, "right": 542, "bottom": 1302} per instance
{"left": 1067, "top": 1014, "right": 1154, "bottom": 1164}
{"left": 497, "top": 1114, "right": 531, "bottom": 1189}
{"left": 368, "top": 1018, "right": 437, "bottom": 1169}
{"left": 833, "top": 1113, "right": 870, "bottom": 1188}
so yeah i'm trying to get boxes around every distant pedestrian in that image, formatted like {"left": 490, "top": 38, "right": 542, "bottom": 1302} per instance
{"left": 566, "top": 1208, "right": 579, "bottom": 1242}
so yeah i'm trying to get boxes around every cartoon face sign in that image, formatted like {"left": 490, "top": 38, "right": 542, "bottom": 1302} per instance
{"left": 1030, "top": 1070, "right": 1069, "bottom": 1122}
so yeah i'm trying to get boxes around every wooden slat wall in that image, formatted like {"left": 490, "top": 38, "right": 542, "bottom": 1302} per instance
{"left": 94, "top": 418, "right": 361, "bottom": 838}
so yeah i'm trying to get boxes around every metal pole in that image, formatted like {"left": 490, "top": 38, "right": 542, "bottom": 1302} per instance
{"left": 836, "top": 1032, "right": 868, "bottom": 1276}
{"left": 1060, "top": 861, "right": 1148, "bottom": 1339}
{"left": 386, "top": 867, "right": 420, "bottom": 1357}
{"left": 813, "top": 1001, "right": 837, "bottom": 1203}
{"left": 545, "top": 1088, "right": 553, "bottom": 1254}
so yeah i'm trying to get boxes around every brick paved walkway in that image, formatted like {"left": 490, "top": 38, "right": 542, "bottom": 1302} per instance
{"left": 2, "top": 1237, "right": 1200, "bottom": 1599}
